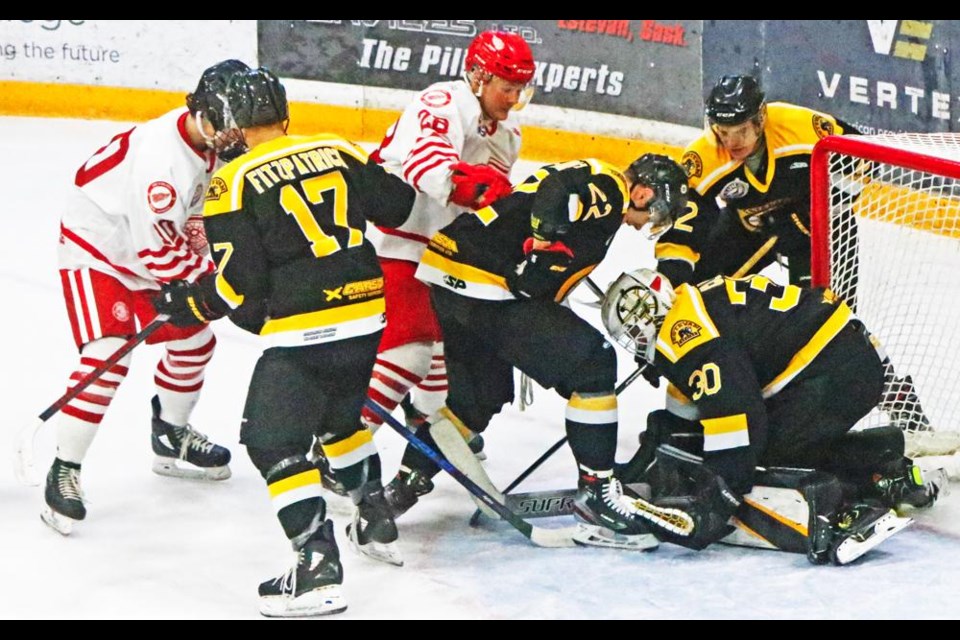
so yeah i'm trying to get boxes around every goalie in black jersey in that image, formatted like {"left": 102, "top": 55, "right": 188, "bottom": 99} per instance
{"left": 381, "top": 154, "right": 689, "bottom": 551}
{"left": 154, "top": 67, "right": 417, "bottom": 617}
{"left": 600, "top": 269, "right": 944, "bottom": 564}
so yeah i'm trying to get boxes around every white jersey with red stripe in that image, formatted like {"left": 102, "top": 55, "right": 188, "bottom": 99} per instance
{"left": 58, "top": 108, "right": 217, "bottom": 291}
{"left": 367, "top": 79, "right": 522, "bottom": 263}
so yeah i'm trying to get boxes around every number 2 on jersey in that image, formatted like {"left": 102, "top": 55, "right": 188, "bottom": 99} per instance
{"left": 280, "top": 172, "right": 362, "bottom": 258}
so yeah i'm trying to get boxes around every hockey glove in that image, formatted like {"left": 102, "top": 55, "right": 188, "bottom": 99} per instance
{"left": 153, "top": 277, "right": 225, "bottom": 327}
{"left": 653, "top": 445, "right": 741, "bottom": 550}
{"left": 449, "top": 162, "right": 513, "bottom": 210}
{"left": 508, "top": 237, "right": 575, "bottom": 299}
{"left": 637, "top": 355, "right": 661, "bottom": 389}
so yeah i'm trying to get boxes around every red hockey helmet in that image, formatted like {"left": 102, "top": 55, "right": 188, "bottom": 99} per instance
{"left": 465, "top": 31, "right": 535, "bottom": 85}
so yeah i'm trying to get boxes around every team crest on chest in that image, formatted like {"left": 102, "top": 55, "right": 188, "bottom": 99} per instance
{"left": 147, "top": 181, "right": 177, "bottom": 214}
{"left": 720, "top": 178, "right": 749, "bottom": 202}
{"left": 670, "top": 319, "right": 702, "bottom": 347}
{"left": 112, "top": 301, "right": 131, "bottom": 323}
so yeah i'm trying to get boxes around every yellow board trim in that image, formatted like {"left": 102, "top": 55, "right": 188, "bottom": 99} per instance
{"left": 0, "top": 80, "right": 682, "bottom": 166}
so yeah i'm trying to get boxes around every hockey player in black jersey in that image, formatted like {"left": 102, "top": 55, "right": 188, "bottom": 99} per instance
{"left": 600, "top": 269, "right": 943, "bottom": 564}
{"left": 657, "top": 74, "right": 858, "bottom": 288}
{"left": 379, "top": 154, "right": 690, "bottom": 551}
{"left": 154, "top": 67, "right": 416, "bottom": 617}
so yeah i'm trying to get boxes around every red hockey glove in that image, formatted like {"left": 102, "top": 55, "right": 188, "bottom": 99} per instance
{"left": 449, "top": 162, "right": 513, "bottom": 209}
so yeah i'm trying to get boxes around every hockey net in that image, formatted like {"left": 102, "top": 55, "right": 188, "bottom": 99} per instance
{"left": 811, "top": 133, "right": 960, "bottom": 462}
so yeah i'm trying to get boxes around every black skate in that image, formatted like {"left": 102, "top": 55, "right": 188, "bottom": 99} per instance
{"left": 310, "top": 438, "right": 354, "bottom": 516}
{"left": 346, "top": 484, "right": 403, "bottom": 566}
{"left": 259, "top": 520, "right": 346, "bottom": 618}
{"left": 808, "top": 503, "right": 912, "bottom": 566}
{"left": 383, "top": 466, "right": 435, "bottom": 518}
{"left": 571, "top": 472, "right": 660, "bottom": 551}
{"left": 151, "top": 396, "right": 231, "bottom": 481}
{"left": 871, "top": 458, "right": 944, "bottom": 511}
{"left": 41, "top": 458, "right": 85, "bottom": 536}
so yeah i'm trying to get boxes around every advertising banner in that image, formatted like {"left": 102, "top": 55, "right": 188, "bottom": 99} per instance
{"left": 258, "top": 20, "right": 703, "bottom": 127}
{"left": 0, "top": 20, "right": 256, "bottom": 91}
{"left": 703, "top": 20, "right": 960, "bottom": 134}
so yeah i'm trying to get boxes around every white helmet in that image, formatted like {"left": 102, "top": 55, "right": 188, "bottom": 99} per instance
{"left": 600, "top": 269, "right": 675, "bottom": 363}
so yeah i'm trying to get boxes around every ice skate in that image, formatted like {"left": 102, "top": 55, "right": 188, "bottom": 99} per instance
{"left": 571, "top": 471, "right": 660, "bottom": 551}
{"left": 383, "top": 465, "right": 435, "bottom": 518}
{"left": 41, "top": 458, "right": 85, "bottom": 536}
{"left": 151, "top": 396, "right": 231, "bottom": 480}
{"left": 346, "top": 484, "right": 403, "bottom": 566}
{"left": 809, "top": 503, "right": 913, "bottom": 565}
{"left": 259, "top": 520, "right": 347, "bottom": 617}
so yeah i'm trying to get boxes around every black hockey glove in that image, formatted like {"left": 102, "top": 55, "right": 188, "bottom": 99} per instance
{"left": 508, "top": 237, "right": 574, "bottom": 299}
{"left": 636, "top": 355, "right": 661, "bottom": 388}
{"left": 153, "top": 276, "right": 225, "bottom": 327}
{"left": 650, "top": 444, "right": 741, "bottom": 550}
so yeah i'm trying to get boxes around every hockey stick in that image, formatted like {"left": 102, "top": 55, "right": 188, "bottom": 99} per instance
{"left": 364, "top": 399, "right": 577, "bottom": 548}
{"left": 468, "top": 363, "right": 649, "bottom": 526}
{"left": 13, "top": 314, "right": 171, "bottom": 486}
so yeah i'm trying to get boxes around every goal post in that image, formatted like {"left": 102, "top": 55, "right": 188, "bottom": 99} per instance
{"left": 811, "top": 133, "right": 960, "bottom": 460}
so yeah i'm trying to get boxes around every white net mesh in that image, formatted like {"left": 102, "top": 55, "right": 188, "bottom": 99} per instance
{"left": 816, "top": 133, "right": 960, "bottom": 457}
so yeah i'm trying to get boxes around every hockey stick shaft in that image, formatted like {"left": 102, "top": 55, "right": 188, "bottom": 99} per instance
{"left": 364, "top": 399, "right": 576, "bottom": 548}
{"left": 13, "top": 314, "right": 170, "bottom": 486}
{"left": 468, "top": 363, "right": 647, "bottom": 526}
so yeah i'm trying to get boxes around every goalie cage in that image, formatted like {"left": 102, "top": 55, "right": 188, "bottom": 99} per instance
{"left": 811, "top": 132, "right": 960, "bottom": 469}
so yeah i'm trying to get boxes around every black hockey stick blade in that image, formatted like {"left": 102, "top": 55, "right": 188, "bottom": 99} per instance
{"left": 364, "top": 399, "right": 577, "bottom": 548}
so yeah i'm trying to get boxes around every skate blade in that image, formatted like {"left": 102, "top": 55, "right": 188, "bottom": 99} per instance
{"left": 571, "top": 523, "right": 659, "bottom": 551}
{"left": 259, "top": 585, "right": 347, "bottom": 617}
{"left": 346, "top": 523, "right": 404, "bottom": 566}
{"left": 41, "top": 507, "right": 77, "bottom": 536}
{"left": 152, "top": 457, "right": 231, "bottom": 481}
{"left": 832, "top": 511, "right": 913, "bottom": 565}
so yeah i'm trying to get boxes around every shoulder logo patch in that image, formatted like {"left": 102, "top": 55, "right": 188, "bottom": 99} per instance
{"left": 205, "top": 177, "right": 228, "bottom": 202}
{"left": 681, "top": 151, "right": 702, "bottom": 179}
{"left": 421, "top": 89, "right": 452, "bottom": 108}
{"left": 147, "top": 181, "right": 177, "bottom": 214}
{"left": 812, "top": 114, "right": 834, "bottom": 139}
{"left": 670, "top": 319, "right": 702, "bottom": 347}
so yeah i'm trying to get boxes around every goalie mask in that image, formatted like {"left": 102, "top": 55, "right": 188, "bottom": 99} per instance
{"left": 601, "top": 269, "right": 675, "bottom": 363}
{"left": 626, "top": 153, "right": 689, "bottom": 239}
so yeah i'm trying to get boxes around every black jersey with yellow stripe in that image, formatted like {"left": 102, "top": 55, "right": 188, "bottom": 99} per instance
{"left": 201, "top": 133, "right": 414, "bottom": 344}
{"left": 653, "top": 189, "right": 717, "bottom": 286}
{"left": 653, "top": 274, "right": 852, "bottom": 491}
{"left": 678, "top": 102, "right": 845, "bottom": 265}
{"left": 416, "top": 159, "right": 629, "bottom": 303}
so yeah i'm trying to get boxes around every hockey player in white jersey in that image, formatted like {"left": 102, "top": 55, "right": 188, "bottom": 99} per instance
{"left": 41, "top": 59, "right": 246, "bottom": 535}
{"left": 359, "top": 30, "right": 535, "bottom": 439}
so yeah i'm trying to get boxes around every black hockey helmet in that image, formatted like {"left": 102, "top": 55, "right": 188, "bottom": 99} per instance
{"left": 186, "top": 59, "right": 250, "bottom": 120}
{"left": 705, "top": 75, "right": 765, "bottom": 126}
{"left": 625, "top": 153, "right": 689, "bottom": 229}
{"left": 223, "top": 66, "right": 289, "bottom": 129}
